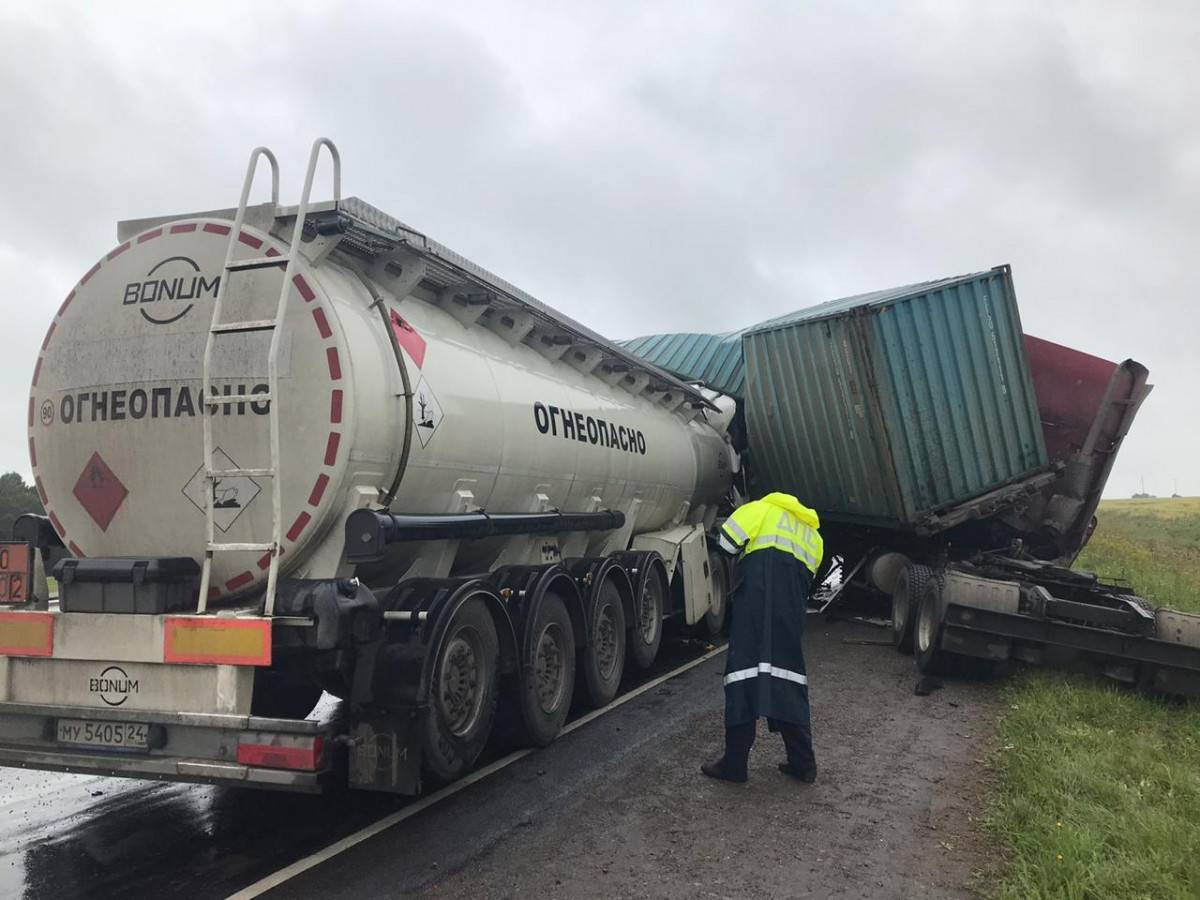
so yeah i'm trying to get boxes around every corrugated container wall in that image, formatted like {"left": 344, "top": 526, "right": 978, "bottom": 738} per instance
{"left": 743, "top": 266, "right": 1048, "bottom": 529}
{"left": 619, "top": 330, "right": 747, "bottom": 397}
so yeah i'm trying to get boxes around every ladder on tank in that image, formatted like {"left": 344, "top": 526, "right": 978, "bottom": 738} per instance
{"left": 197, "top": 139, "right": 341, "bottom": 616}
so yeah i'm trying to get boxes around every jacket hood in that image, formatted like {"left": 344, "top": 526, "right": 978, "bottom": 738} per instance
{"left": 760, "top": 492, "right": 821, "bottom": 529}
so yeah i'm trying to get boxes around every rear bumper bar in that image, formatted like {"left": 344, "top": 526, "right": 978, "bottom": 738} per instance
{"left": 0, "top": 699, "right": 343, "bottom": 793}
{"left": 0, "top": 744, "right": 325, "bottom": 792}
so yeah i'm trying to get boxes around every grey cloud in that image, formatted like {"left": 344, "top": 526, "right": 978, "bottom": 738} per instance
{"left": 0, "top": 0, "right": 1195, "bottom": 497}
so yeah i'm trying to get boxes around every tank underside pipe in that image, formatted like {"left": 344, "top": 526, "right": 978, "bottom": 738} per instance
{"left": 344, "top": 509, "right": 626, "bottom": 564}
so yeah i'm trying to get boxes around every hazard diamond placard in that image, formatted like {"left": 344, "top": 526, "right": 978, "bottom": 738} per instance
{"left": 72, "top": 452, "right": 129, "bottom": 532}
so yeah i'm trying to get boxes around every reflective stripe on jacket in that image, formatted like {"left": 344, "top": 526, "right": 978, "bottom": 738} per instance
{"left": 719, "top": 492, "right": 824, "bottom": 574}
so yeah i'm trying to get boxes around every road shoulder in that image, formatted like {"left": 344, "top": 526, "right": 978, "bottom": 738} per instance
{"left": 274, "top": 620, "right": 998, "bottom": 899}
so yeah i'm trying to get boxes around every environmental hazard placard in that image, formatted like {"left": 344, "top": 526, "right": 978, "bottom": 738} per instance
{"left": 413, "top": 376, "right": 443, "bottom": 448}
{"left": 182, "top": 448, "right": 262, "bottom": 532}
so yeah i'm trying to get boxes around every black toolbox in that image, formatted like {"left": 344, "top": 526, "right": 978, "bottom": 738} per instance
{"left": 54, "top": 557, "right": 200, "bottom": 614}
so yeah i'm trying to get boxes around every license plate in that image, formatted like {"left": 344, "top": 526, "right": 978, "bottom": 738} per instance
{"left": 56, "top": 719, "right": 149, "bottom": 750}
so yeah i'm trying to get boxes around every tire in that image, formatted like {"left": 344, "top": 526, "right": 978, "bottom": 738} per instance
{"left": 892, "top": 564, "right": 931, "bottom": 655}
{"left": 420, "top": 596, "right": 500, "bottom": 781}
{"left": 914, "top": 575, "right": 947, "bottom": 676}
{"left": 517, "top": 591, "right": 577, "bottom": 747}
{"left": 628, "top": 561, "right": 666, "bottom": 671}
{"left": 701, "top": 551, "right": 729, "bottom": 637}
{"left": 579, "top": 578, "right": 627, "bottom": 708}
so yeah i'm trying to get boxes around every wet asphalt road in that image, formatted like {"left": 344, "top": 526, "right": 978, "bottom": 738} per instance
{"left": 0, "top": 637, "right": 717, "bottom": 900}
{"left": 0, "top": 616, "right": 999, "bottom": 899}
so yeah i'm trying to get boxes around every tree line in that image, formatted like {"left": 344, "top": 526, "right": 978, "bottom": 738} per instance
{"left": 0, "top": 472, "right": 45, "bottom": 538}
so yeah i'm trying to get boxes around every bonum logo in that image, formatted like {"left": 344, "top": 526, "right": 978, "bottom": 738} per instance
{"left": 89, "top": 665, "right": 139, "bottom": 707}
{"left": 122, "top": 256, "right": 220, "bottom": 326}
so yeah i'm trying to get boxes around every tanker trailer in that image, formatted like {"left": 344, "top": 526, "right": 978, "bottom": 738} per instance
{"left": 0, "top": 140, "right": 734, "bottom": 794}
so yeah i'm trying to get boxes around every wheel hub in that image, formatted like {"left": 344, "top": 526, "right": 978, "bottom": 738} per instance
{"left": 639, "top": 580, "right": 660, "bottom": 643}
{"left": 439, "top": 630, "right": 484, "bottom": 737}
{"left": 917, "top": 604, "right": 934, "bottom": 653}
{"left": 595, "top": 604, "right": 618, "bottom": 678}
{"left": 535, "top": 623, "right": 566, "bottom": 714}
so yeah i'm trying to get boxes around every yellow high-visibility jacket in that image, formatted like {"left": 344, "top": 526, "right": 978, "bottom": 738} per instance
{"left": 718, "top": 492, "right": 824, "bottom": 575}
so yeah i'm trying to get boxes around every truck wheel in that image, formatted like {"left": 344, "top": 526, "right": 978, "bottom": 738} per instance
{"left": 914, "top": 576, "right": 947, "bottom": 676}
{"left": 892, "top": 564, "right": 931, "bottom": 655}
{"left": 701, "top": 551, "right": 728, "bottom": 637}
{"left": 579, "top": 578, "right": 627, "bottom": 708}
{"left": 628, "top": 562, "right": 666, "bottom": 671}
{"left": 517, "top": 591, "right": 577, "bottom": 746}
{"left": 421, "top": 596, "right": 500, "bottom": 781}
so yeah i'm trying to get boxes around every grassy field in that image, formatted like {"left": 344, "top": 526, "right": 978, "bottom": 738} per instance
{"left": 987, "top": 498, "right": 1200, "bottom": 900}
{"left": 1075, "top": 497, "right": 1200, "bottom": 612}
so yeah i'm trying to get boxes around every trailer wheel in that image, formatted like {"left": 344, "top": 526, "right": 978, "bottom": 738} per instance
{"left": 914, "top": 575, "right": 947, "bottom": 675}
{"left": 628, "top": 560, "right": 666, "bottom": 671}
{"left": 892, "top": 564, "right": 931, "bottom": 655}
{"left": 579, "top": 578, "right": 627, "bottom": 708}
{"left": 517, "top": 591, "right": 577, "bottom": 746}
{"left": 701, "top": 551, "right": 729, "bottom": 637}
{"left": 421, "top": 596, "right": 500, "bottom": 781}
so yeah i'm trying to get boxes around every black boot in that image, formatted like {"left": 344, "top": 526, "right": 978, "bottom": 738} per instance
{"left": 701, "top": 759, "right": 747, "bottom": 783}
{"left": 778, "top": 762, "right": 817, "bottom": 783}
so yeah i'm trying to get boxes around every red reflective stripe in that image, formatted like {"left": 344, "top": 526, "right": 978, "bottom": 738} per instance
{"left": 28, "top": 438, "right": 36, "bottom": 467}
{"left": 48, "top": 512, "right": 64, "bottom": 536}
{"left": 312, "top": 307, "right": 332, "bottom": 339}
{"left": 225, "top": 571, "right": 254, "bottom": 592}
{"left": 34, "top": 478, "right": 47, "bottom": 504}
{"left": 286, "top": 512, "right": 311, "bottom": 542}
{"left": 236, "top": 738, "right": 323, "bottom": 771}
{"left": 326, "top": 347, "right": 342, "bottom": 380}
{"left": 31, "top": 358, "right": 42, "bottom": 387}
{"left": 41, "top": 322, "right": 56, "bottom": 351}
{"left": 138, "top": 228, "right": 163, "bottom": 243}
{"left": 68, "top": 541, "right": 84, "bottom": 558}
{"left": 324, "top": 432, "right": 340, "bottom": 466}
{"left": 106, "top": 242, "right": 130, "bottom": 260}
{"left": 203, "top": 223, "right": 231, "bottom": 235}
{"left": 329, "top": 390, "right": 343, "bottom": 423}
{"left": 308, "top": 474, "right": 329, "bottom": 506}
{"left": 58, "top": 290, "right": 75, "bottom": 316}
{"left": 293, "top": 275, "right": 315, "bottom": 302}
{"left": 238, "top": 231, "right": 263, "bottom": 249}
{"left": 80, "top": 262, "right": 101, "bottom": 285}
{"left": 170, "top": 223, "right": 197, "bottom": 234}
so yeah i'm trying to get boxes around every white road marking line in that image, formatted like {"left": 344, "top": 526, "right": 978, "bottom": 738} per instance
{"left": 226, "top": 643, "right": 728, "bottom": 900}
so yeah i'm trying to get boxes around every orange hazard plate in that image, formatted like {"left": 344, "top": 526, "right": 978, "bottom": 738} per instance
{"left": 0, "top": 542, "right": 32, "bottom": 604}
{"left": 0, "top": 610, "right": 54, "bottom": 657}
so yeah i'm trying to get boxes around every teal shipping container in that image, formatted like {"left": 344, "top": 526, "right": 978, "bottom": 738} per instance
{"left": 743, "top": 266, "right": 1048, "bottom": 529}
{"left": 619, "top": 329, "right": 748, "bottom": 397}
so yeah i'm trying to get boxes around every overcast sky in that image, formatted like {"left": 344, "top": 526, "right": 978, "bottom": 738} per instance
{"left": 2, "top": 0, "right": 1196, "bottom": 498}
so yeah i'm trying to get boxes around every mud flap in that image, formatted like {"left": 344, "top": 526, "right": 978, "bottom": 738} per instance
{"left": 348, "top": 709, "right": 423, "bottom": 794}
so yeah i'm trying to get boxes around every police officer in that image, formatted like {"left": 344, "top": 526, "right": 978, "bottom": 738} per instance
{"left": 702, "top": 492, "right": 823, "bottom": 784}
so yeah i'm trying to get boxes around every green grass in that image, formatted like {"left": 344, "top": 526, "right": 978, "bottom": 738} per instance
{"left": 1075, "top": 498, "right": 1200, "bottom": 612}
{"left": 986, "top": 498, "right": 1200, "bottom": 899}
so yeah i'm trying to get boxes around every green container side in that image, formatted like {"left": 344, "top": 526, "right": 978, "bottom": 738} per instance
{"left": 745, "top": 315, "right": 904, "bottom": 523}
{"left": 619, "top": 330, "right": 747, "bottom": 397}
{"left": 744, "top": 266, "right": 1048, "bottom": 528}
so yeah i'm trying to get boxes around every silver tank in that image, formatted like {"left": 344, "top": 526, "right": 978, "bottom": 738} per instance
{"left": 28, "top": 200, "right": 730, "bottom": 600}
